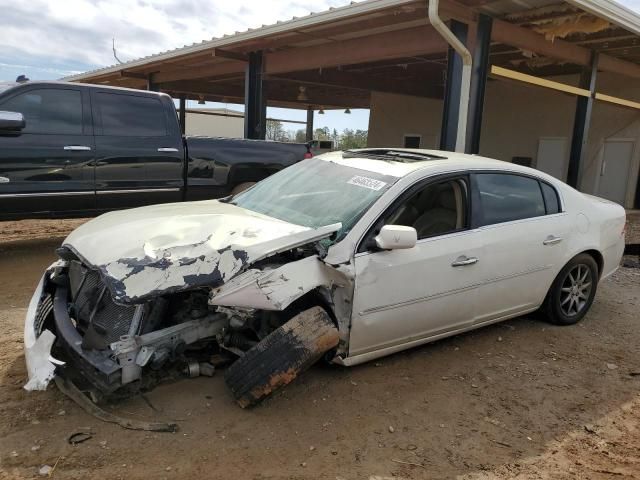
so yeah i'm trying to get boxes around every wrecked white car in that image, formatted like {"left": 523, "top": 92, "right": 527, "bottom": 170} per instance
{"left": 25, "top": 149, "right": 626, "bottom": 409}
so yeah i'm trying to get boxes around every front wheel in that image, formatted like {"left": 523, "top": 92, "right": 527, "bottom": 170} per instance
{"left": 224, "top": 306, "right": 339, "bottom": 408}
{"left": 543, "top": 253, "right": 599, "bottom": 325}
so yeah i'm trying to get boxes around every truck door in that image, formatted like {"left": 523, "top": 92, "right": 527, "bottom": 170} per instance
{"left": 0, "top": 86, "right": 95, "bottom": 218}
{"left": 91, "top": 90, "right": 183, "bottom": 211}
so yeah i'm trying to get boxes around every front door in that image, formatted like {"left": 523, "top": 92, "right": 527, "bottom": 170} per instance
{"left": 0, "top": 86, "right": 95, "bottom": 217}
{"left": 598, "top": 140, "right": 634, "bottom": 206}
{"left": 349, "top": 175, "right": 482, "bottom": 356}
{"left": 91, "top": 90, "right": 183, "bottom": 211}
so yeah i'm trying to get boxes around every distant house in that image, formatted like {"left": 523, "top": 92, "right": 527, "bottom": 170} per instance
{"left": 185, "top": 108, "right": 244, "bottom": 138}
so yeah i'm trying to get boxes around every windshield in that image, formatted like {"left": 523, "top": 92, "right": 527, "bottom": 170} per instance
{"left": 231, "top": 158, "right": 399, "bottom": 240}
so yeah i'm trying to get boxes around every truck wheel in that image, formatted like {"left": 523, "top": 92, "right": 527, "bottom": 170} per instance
{"left": 231, "top": 182, "right": 256, "bottom": 195}
{"left": 224, "top": 306, "right": 339, "bottom": 408}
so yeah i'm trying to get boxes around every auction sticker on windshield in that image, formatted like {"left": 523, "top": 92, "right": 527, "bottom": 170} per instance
{"left": 347, "top": 175, "right": 387, "bottom": 191}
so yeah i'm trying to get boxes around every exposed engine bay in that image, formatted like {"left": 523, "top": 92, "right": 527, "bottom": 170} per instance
{"left": 28, "top": 239, "right": 349, "bottom": 406}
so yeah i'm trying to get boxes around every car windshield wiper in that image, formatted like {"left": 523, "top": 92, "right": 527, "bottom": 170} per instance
{"left": 342, "top": 149, "right": 446, "bottom": 162}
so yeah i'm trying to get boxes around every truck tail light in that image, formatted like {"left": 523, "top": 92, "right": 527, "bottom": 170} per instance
{"left": 304, "top": 152, "right": 313, "bottom": 159}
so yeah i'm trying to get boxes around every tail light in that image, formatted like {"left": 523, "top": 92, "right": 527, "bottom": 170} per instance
{"left": 304, "top": 152, "right": 313, "bottom": 159}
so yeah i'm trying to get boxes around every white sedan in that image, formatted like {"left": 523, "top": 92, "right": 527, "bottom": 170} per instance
{"left": 24, "top": 148, "right": 626, "bottom": 409}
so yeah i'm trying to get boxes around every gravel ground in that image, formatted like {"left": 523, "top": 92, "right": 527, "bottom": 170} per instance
{"left": 0, "top": 221, "right": 639, "bottom": 480}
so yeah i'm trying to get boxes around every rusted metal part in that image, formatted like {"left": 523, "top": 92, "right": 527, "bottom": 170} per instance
{"left": 54, "top": 376, "right": 178, "bottom": 432}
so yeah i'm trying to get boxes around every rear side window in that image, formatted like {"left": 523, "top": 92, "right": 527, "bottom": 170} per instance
{"left": 0, "top": 88, "right": 82, "bottom": 134}
{"left": 540, "top": 182, "right": 560, "bottom": 214}
{"left": 96, "top": 92, "right": 167, "bottom": 137}
{"left": 476, "top": 173, "right": 546, "bottom": 225}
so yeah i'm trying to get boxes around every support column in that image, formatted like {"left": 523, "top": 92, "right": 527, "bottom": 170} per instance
{"left": 440, "top": 20, "right": 468, "bottom": 152}
{"left": 466, "top": 14, "right": 492, "bottom": 154}
{"left": 147, "top": 74, "right": 158, "bottom": 92}
{"left": 179, "top": 96, "right": 186, "bottom": 135}
{"left": 306, "top": 106, "right": 314, "bottom": 143}
{"left": 567, "top": 52, "right": 598, "bottom": 189}
{"left": 244, "top": 51, "right": 266, "bottom": 140}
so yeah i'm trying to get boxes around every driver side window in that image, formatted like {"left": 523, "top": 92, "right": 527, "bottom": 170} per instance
{"left": 385, "top": 178, "right": 468, "bottom": 239}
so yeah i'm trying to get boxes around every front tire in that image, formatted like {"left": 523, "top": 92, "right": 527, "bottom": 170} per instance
{"left": 224, "top": 306, "right": 339, "bottom": 408}
{"left": 543, "top": 253, "right": 599, "bottom": 325}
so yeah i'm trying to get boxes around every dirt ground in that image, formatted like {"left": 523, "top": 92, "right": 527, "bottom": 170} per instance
{"left": 0, "top": 221, "right": 639, "bottom": 480}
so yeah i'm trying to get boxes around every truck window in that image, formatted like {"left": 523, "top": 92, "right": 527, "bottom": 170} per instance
{"left": 0, "top": 88, "right": 82, "bottom": 135}
{"left": 96, "top": 92, "right": 167, "bottom": 137}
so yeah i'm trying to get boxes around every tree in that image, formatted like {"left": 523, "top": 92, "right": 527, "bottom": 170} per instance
{"left": 265, "top": 120, "right": 288, "bottom": 141}
{"left": 294, "top": 129, "right": 307, "bottom": 143}
{"left": 340, "top": 129, "right": 368, "bottom": 150}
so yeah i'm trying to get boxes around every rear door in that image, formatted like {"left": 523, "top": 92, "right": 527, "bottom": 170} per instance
{"left": 91, "top": 90, "right": 183, "bottom": 210}
{"left": 0, "top": 85, "right": 95, "bottom": 217}
{"left": 470, "top": 172, "right": 569, "bottom": 324}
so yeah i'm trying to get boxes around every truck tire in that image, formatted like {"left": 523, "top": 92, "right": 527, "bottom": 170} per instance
{"left": 231, "top": 182, "right": 256, "bottom": 195}
{"left": 224, "top": 306, "right": 339, "bottom": 408}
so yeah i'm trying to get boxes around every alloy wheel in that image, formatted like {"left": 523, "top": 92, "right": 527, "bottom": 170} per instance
{"left": 559, "top": 264, "right": 592, "bottom": 317}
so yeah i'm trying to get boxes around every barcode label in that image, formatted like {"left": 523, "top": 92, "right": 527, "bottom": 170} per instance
{"left": 347, "top": 175, "right": 387, "bottom": 191}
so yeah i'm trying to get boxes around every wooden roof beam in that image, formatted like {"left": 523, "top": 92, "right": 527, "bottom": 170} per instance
{"left": 492, "top": 17, "right": 640, "bottom": 79}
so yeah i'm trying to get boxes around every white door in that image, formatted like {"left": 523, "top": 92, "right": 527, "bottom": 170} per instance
{"left": 536, "top": 137, "right": 568, "bottom": 181}
{"left": 598, "top": 140, "right": 634, "bottom": 206}
{"left": 471, "top": 173, "right": 570, "bottom": 323}
{"left": 349, "top": 176, "right": 482, "bottom": 356}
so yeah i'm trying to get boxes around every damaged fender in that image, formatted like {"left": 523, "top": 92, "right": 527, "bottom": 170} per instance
{"left": 24, "top": 266, "right": 65, "bottom": 391}
{"left": 209, "top": 255, "right": 348, "bottom": 311}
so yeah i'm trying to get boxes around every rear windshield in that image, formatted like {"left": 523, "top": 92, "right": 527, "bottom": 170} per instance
{"left": 231, "top": 158, "right": 399, "bottom": 241}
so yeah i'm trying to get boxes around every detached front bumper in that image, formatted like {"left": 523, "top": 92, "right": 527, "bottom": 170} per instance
{"left": 23, "top": 265, "right": 64, "bottom": 391}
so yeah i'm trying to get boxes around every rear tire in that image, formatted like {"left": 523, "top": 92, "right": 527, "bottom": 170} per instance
{"left": 224, "top": 306, "right": 339, "bottom": 408}
{"left": 231, "top": 182, "right": 256, "bottom": 195}
{"left": 543, "top": 253, "right": 599, "bottom": 325}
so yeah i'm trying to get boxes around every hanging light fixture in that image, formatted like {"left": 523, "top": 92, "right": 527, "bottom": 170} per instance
{"left": 198, "top": 95, "right": 205, "bottom": 105}
{"left": 297, "top": 86, "right": 308, "bottom": 102}
{"left": 318, "top": 107, "right": 325, "bottom": 114}
{"left": 344, "top": 108, "right": 351, "bottom": 114}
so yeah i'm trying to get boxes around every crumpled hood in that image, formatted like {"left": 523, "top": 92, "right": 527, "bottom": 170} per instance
{"left": 63, "top": 200, "right": 340, "bottom": 304}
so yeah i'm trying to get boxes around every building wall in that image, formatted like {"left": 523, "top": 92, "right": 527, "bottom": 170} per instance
{"left": 367, "top": 72, "right": 640, "bottom": 208}
{"left": 185, "top": 109, "right": 244, "bottom": 138}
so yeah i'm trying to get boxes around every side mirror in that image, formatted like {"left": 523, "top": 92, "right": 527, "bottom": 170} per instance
{"left": 0, "top": 111, "right": 26, "bottom": 132}
{"left": 374, "top": 225, "right": 417, "bottom": 250}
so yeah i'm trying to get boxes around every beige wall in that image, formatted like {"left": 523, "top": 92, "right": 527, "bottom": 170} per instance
{"left": 185, "top": 110, "right": 244, "bottom": 138}
{"left": 367, "top": 72, "right": 640, "bottom": 208}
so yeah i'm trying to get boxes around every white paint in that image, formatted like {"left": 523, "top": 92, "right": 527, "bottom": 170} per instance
{"left": 597, "top": 139, "right": 635, "bottom": 205}
{"left": 23, "top": 269, "right": 65, "bottom": 391}
{"left": 210, "top": 255, "right": 347, "bottom": 311}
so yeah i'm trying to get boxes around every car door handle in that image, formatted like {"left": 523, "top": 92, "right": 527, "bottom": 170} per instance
{"left": 64, "top": 145, "right": 92, "bottom": 151}
{"left": 543, "top": 235, "right": 563, "bottom": 245}
{"left": 451, "top": 255, "right": 478, "bottom": 267}
{"left": 157, "top": 147, "right": 179, "bottom": 152}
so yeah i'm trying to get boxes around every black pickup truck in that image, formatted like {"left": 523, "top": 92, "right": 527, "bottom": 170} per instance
{"left": 0, "top": 81, "right": 310, "bottom": 221}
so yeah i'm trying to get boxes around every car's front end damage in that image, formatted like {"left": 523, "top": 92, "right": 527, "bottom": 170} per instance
{"left": 24, "top": 199, "right": 353, "bottom": 406}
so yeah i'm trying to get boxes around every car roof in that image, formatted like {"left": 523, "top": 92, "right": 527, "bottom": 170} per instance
{"left": 0, "top": 80, "right": 169, "bottom": 98}
{"left": 317, "top": 148, "right": 553, "bottom": 181}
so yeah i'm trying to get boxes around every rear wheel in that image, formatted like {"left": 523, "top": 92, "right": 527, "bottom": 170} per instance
{"left": 224, "top": 306, "right": 339, "bottom": 408}
{"left": 543, "top": 253, "right": 598, "bottom": 325}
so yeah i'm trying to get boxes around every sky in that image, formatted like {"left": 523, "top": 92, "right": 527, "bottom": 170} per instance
{"left": 2, "top": 0, "right": 640, "bottom": 133}
{"left": 0, "top": 0, "right": 369, "bottom": 132}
